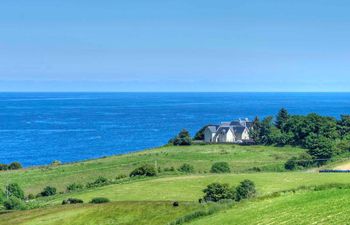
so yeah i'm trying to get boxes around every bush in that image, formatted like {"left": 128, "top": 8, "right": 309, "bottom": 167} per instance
{"left": 51, "top": 160, "right": 62, "bottom": 166}
{"left": 285, "top": 153, "right": 315, "bottom": 170}
{"left": 129, "top": 164, "right": 157, "bottom": 177}
{"left": 210, "top": 162, "right": 231, "bottom": 173}
{"left": 172, "top": 129, "right": 192, "bottom": 146}
{"left": 86, "top": 176, "right": 109, "bottom": 188}
{"left": 6, "top": 183, "right": 25, "bottom": 200}
{"left": 40, "top": 186, "right": 57, "bottom": 197}
{"left": 235, "top": 179, "right": 256, "bottom": 201}
{"left": 62, "top": 198, "right": 84, "bottom": 205}
{"left": 203, "top": 182, "right": 235, "bottom": 202}
{"left": 0, "top": 164, "right": 8, "bottom": 171}
{"left": 116, "top": 174, "right": 127, "bottom": 180}
{"left": 27, "top": 194, "right": 35, "bottom": 200}
{"left": 3, "top": 196, "right": 26, "bottom": 210}
{"left": 66, "top": 183, "right": 84, "bottom": 192}
{"left": 173, "top": 201, "right": 179, "bottom": 207}
{"left": 8, "top": 162, "right": 22, "bottom": 170}
{"left": 178, "top": 163, "right": 194, "bottom": 173}
{"left": 90, "top": 197, "right": 110, "bottom": 204}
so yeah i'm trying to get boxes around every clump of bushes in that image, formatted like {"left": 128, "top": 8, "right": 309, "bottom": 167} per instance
{"left": 202, "top": 179, "right": 256, "bottom": 202}
{"left": 66, "top": 183, "right": 84, "bottom": 192}
{"left": 116, "top": 174, "right": 127, "bottom": 180}
{"left": 210, "top": 162, "right": 231, "bottom": 173}
{"left": 173, "top": 201, "right": 179, "bottom": 207}
{"left": 3, "top": 196, "right": 26, "bottom": 210}
{"left": 90, "top": 197, "right": 110, "bottom": 204}
{"left": 62, "top": 198, "right": 84, "bottom": 205}
{"left": 129, "top": 165, "right": 157, "bottom": 177}
{"left": 86, "top": 176, "right": 110, "bottom": 188}
{"left": 170, "top": 129, "right": 192, "bottom": 146}
{"left": 0, "top": 162, "right": 22, "bottom": 171}
{"left": 178, "top": 163, "right": 194, "bottom": 173}
{"left": 40, "top": 186, "right": 57, "bottom": 197}
{"left": 5, "top": 183, "right": 25, "bottom": 200}
{"left": 285, "top": 153, "right": 314, "bottom": 170}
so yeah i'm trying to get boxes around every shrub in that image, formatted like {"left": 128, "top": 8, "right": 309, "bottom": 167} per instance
{"left": 3, "top": 196, "right": 25, "bottom": 210}
{"left": 62, "top": 198, "right": 84, "bottom": 205}
{"left": 129, "top": 165, "right": 157, "bottom": 177}
{"left": 172, "top": 129, "right": 192, "bottom": 146}
{"left": 86, "top": 176, "right": 109, "bottom": 188}
{"left": 203, "top": 182, "right": 235, "bottom": 202}
{"left": 173, "top": 201, "right": 179, "bottom": 207}
{"left": 8, "top": 162, "right": 22, "bottom": 170}
{"left": 27, "top": 194, "right": 35, "bottom": 200}
{"left": 178, "top": 163, "right": 194, "bottom": 173}
{"left": 285, "top": 153, "right": 314, "bottom": 170}
{"left": 210, "top": 162, "right": 231, "bottom": 173}
{"left": 51, "top": 160, "right": 62, "bottom": 166}
{"left": 90, "top": 197, "right": 110, "bottom": 204}
{"left": 0, "top": 164, "right": 8, "bottom": 171}
{"left": 235, "top": 179, "right": 256, "bottom": 201}
{"left": 66, "top": 183, "right": 84, "bottom": 192}
{"left": 40, "top": 186, "right": 57, "bottom": 197}
{"left": 116, "top": 174, "right": 127, "bottom": 180}
{"left": 6, "top": 183, "right": 25, "bottom": 200}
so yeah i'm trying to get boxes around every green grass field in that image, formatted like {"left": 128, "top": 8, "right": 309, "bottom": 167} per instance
{"left": 1, "top": 144, "right": 350, "bottom": 225}
{"left": 188, "top": 188, "right": 350, "bottom": 225}
{"left": 39, "top": 172, "right": 350, "bottom": 205}
{"left": 0, "top": 144, "right": 303, "bottom": 194}
{"left": 0, "top": 201, "right": 203, "bottom": 225}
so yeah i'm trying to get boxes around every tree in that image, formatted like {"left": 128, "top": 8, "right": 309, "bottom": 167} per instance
{"left": 305, "top": 134, "right": 334, "bottom": 164}
{"left": 203, "top": 183, "right": 235, "bottom": 202}
{"left": 193, "top": 125, "right": 209, "bottom": 141}
{"left": 5, "top": 183, "right": 24, "bottom": 200}
{"left": 173, "top": 129, "right": 192, "bottom": 146}
{"left": 40, "top": 186, "right": 57, "bottom": 196}
{"left": 129, "top": 164, "right": 157, "bottom": 177}
{"left": 260, "top": 116, "right": 274, "bottom": 144}
{"left": 210, "top": 162, "right": 231, "bottom": 173}
{"left": 235, "top": 179, "right": 256, "bottom": 201}
{"left": 337, "top": 115, "right": 350, "bottom": 137}
{"left": 249, "top": 116, "right": 261, "bottom": 143}
{"left": 275, "top": 108, "right": 289, "bottom": 132}
{"left": 8, "top": 162, "right": 22, "bottom": 170}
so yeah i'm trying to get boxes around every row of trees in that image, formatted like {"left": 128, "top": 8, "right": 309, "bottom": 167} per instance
{"left": 250, "top": 109, "right": 350, "bottom": 165}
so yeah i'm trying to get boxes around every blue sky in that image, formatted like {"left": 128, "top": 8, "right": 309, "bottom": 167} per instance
{"left": 1, "top": 0, "right": 350, "bottom": 92}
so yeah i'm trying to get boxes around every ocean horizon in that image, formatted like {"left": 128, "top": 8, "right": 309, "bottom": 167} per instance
{"left": 1, "top": 92, "right": 350, "bottom": 167}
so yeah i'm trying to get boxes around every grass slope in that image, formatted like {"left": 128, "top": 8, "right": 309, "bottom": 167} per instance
{"left": 40, "top": 172, "right": 350, "bottom": 204}
{"left": 0, "top": 201, "right": 202, "bottom": 225}
{"left": 188, "top": 188, "right": 350, "bottom": 225}
{"left": 0, "top": 144, "right": 303, "bottom": 194}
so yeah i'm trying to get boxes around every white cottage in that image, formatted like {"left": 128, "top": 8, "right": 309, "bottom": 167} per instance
{"left": 204, "top": 119, "right": 252, "bottom": 143}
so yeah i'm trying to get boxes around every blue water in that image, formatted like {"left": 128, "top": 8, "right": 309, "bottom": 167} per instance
{"left": 0, "top": 92, "right": 350, "bottom": 167}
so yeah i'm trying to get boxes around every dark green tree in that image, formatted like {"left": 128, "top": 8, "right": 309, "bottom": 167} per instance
{"left": 173, "top": 129, "right": 192, "bottom": 146}
{"left": 275, "top": 108, "right": 289, "bottom": 132}
{"left": 193, "top": 125, "right": 210, "bottom": 141}
{"left": 203, "top": 183, "right": 235, "bottom": 202}
{"left": 129, "top": 164, "right": 157, "bottom": 177}
{"left": 235, "top": 179, "right": 256, "bottom": 201}
{"left": 249, "top": 116, "right": 261, "bottom": 143}
{"left": 5, "top": 183, "right": 24, "bottom": 200}
{"left": 40, "top": 186, "right": 57, "bottom": 197}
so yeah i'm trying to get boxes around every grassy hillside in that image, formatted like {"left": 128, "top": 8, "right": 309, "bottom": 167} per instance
{"left": 39, "top": 172, "right": 350, "bottom": 205}
{"left": 0, "top": 201, "right": 203, "bottom": 225}
{"left": 0, "top": 144, "right": 303, "bottom": 194}
{"left": 188, "top": 188, "right": 350, "bottom": 225}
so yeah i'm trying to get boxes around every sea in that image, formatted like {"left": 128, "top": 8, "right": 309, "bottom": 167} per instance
{"left": 0, "top": 92, "right": 350, "bottom": 167}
